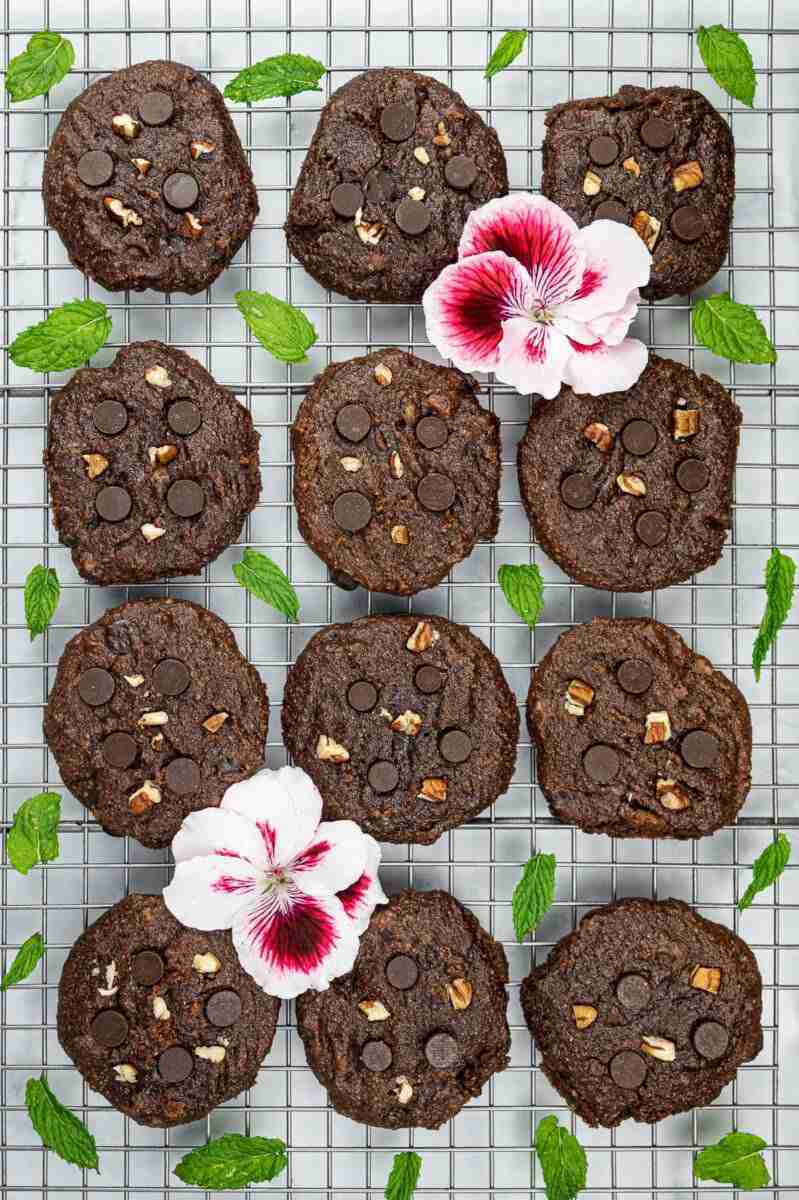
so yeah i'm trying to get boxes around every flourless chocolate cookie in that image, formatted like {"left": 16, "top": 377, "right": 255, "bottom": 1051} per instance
{"left": 297, "top": 890, "right": 510, "bottom": 1129}
{"left": 43, "top": 60, "right": 258, "bottom": 294}
{"left": 285, "top": 68, "right": 508, "bottom": 302}
{"left": 282, "top": 615, "right": 519, "bottom": 844}
{"left": 44, "top": 599, "right": 268, "bottom": 848}
{"left": 45, "top": 341, "right": 260, "bottom": 585}
{"left": 528, "top": 618, "right": 752, "bottom": 839}
{"left": 293, "top": 349, "right": 501, "bottom": 595}
{"left": 521, "top": 898, "right": 762, "bottom": 1127}
{"left": 517, "top": 353, "right": 741, "bottom": 592}
{"left": 58, "top": 895, "right": 279, "bottom": 1128}
{"left": 542, "top": 85, "right": 734, "bottom": 300}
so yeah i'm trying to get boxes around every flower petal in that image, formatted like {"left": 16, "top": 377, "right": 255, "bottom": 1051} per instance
{"left": 222, "top": 766, "right": 322, "bottom": 868}
{"left": 170, "top": 807, "right": 268, "bottom": 869}
{"left": 163, "top": 854, "right": 259, "bottom": 931}
{"left": 337, "top": 834, "right": 388, "bottom": 935}
{"left": 495, "top": 317, "right": 573, "bottom": 398}
{"left": 561, "top": 337, "right": 649, "bottom": 396}
{"left": 422, "top": 250, "right": 532, "bottom": 373}
{"left": 562, "top": 220, "right": 651, "bottom": 323}
{"left": 291, "top": 819, "right": 368, "bottom": 896}
{"left": 586, "top": 289, "right": 641, "bottom": 347}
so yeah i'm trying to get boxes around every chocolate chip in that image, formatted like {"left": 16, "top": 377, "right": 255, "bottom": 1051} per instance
{"left": 621, "top": 419, "right": 658, "bottom": 456}
{"left": 560, "top": 472, "right": 596, "bottom": 510}
{"left": 444, "top": 155, "right": 478, "bottom": 190}
{"left": 368, "top": 760, "right": 398, "bottom": 794}
{"left": 205, "top": 989, "right": 242, "bottom": 1027}
{"left": 167, "top": 479, "right": 205, "bottom": 518}
{"left": 77, "top": 150, "right": 114, "bottom": 187}
{"left": 386, "top": 954, "right": 419, "bottom": 989}
{"left": 380, "top": 102, "right": 416, "bottom": 142}
{"left": 640, "top": 116, "right": 674, "bottom": 149}
{"left": 79, "top": 667, "right": 115, "bottom": 707}
{"left": 670, "top": 206, "right": 705, "bottom": 243}
{"left": 162, "top": 171, "right": 199, "bottom": 211}
{"left": 588, "top": 135, "right": 619, "bottom": 166}
{"left": 131, "top": 949, "right": 165, "bottom": 986}
{"left": 594, "top": 200, "right": 629, "bottom": 223}
{"left": 96, "top": 485, "right": 132, "bottom": 523}
{"left": 692, "top": 1020, "right": 729, "bottom": 1060}
{"left": 361, "top": 1039, "right": 393, "bottom": 1072}
{"left": 139, "top": 90, "right": 174, "bottom": 126}
{"left": 439, "top": 729, "right": 472, "bottom": 764}
{"left": 583, "top": 743, "right": 620, "bottom": 783}
{"left": 395, "top": 198, "right": 430, "bottom": 236}
{"left": 609, "top": 1049, "right": 647, "bottom": 1089}
{"left": 616, "top": 973, "right": 651, "bottom": 1010}
{"left": 158, "top": 1045, "right": 193, "bottom": 1083}
{"left": 331, "top": 182, "right": 364, "bottom": 218}
{"left": 681, "top": 729, "right": 719, "bottom": 769}
{"left": 366, "top": 169, "right": 395, "bottom": 202}
{"left": 102, "top": 731, "right": 138, "bottom": 769}
{"left": 425, "top": 1032, "right": 459, "bottom": 1069}
{"left": 415, "top": 665, "right": 444, "bottom": 694}
{"left": 330, "top": 568, "right": 360, "bottom": 591}
{"left": 347, "top": 680, "right": 378, "bottom": 712}
{"left": 333, "top": 491, "right": 372, "bottom": 533}
{"left": 90, "top": 1009, "right": 129, "bottom": 1048}
{"left": 153, "top": 658, "right": 191, "bottom": 696}
{"left": 417, "top": 473, "right": 455, "bottom": 512}
{"left": 165, "top": 757, "right": 201, "bottom": 796}
{"left": 335, "top": 404, "right": 371, "bottom": 443}
{"left": 93, "top": 399, "right": 128, "bottom": 436}
{"left": 167, "top": 401, "right": 202, "bottom": 436}
{"left": 676, "top": 458, "right": 709, "bottom": 494}
{"left": 415, "top": 416, "right": 448, "bottom": 449}
{"left": 635, "top": 510, "right": 668, "bottom": 547}
{"left": 617, "top": 659, "right": 653, "bottom": 695}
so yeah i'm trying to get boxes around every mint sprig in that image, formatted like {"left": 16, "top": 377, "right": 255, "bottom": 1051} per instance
{"left": 174, "top": 1134, "right": 287, "bottom": 1190}
{"left": 26, "top": 1075, "right": 99, "bottom": 1172}
{"left": 694, "top": 1131, "right": 770, "bottom": 1190}
{"left": 386, "top": 1151, "right": 422, "bottom": 1200}
{"left": 225, "top": 53, "right": 326, "bottom": 103}
{"left": 697, "top": 25, "right": 757, "bottom": 108}
{"left": 5, "top": 792, "right": 61, "bottom": 875}
{"left": 752, "top": 548, "right": 795, "bottom": 680}
{"left": 512, "top": 852, "right": 556, "bottom": 941}
{"left": 24, "top": 565, "right": 60, "bottom": 641}
{"left": 498, "top": 563, "right": 544, "bottom": 628}
{"left": 9, "top": 299, "right": 112, "bottom": 373}
{"left": 6, "top": 32, "right": 75, "bottom": 103}
{"left": 1, "top": 933, "right": 45, "bottom": 991}
{"left": 233, "top": 548, "right": 299, "bottom": 622}
{"left": 692, "top": 293, "right": 776, "bottom": 365}
{"left": 235, "top": 289, "right": 317, "bottom": 364}
{"left": 534, "top": 1115, "right": 587, "bottom": 1200}
{"left": 485, "top": 30, "right": 528, "bottom": 79}
{"left": 738, "top": 833, "right": 791, "bottom": 911}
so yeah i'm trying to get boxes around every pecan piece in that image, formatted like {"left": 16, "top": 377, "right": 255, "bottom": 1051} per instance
{"left": 673, "top": 160, "right": 704, "bottom": 193}
{"left": 632, "top": 210, "right": 661, "bottom": 252}
{"left": 406, "top": 620, "right": 439, "bottom": 652}
{"left": 584, "top": 421, "right": 612, "bottom": 452}
{"left": 316, "top": 734, "right": 350, "bottom": 763}
{"left": 418, "top": 778, "right": 447, "bottom": 802}
{"left": 82, "top": 452, "right": 109, "bottom": 479}
{"left": 645, "top": 711, "right": 672, "bottom": 744}
{"left": 572, "top": 1004, "right": 598, "bottom": 1029}
{"left": 690, "top": 965, "right": 721, "bottom": 994}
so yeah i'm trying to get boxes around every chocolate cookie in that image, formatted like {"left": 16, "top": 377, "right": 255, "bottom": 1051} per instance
{"left": 297, "top": 890, "right": 510, "bottom": 1128}
{"left": 43, "top": 599, "right": 268, "bottom": 848}
{"left": 285, "top": 68, "right": 508, "bottom": 302}
{"left": 517, "top": 353, "right": 741, "bottom": 592}
{"left": 58, "top": 895, "right": 279, "bottom": 1128}
{"left": 542, "top": 85, "right": 734, "bottom": 300}
{"left": 45, "top": 341, "right": 260, "bottom": 586}
{"left": 527, "top": 617, "right": 751, "bottom": 839}
{"left": 282, "top": 615, "right": 519, "bottom": 844}
{"left": 521, "top": 898, "right": 762, "bottom": 1127}
{"left": 43, "top": 60, "right": 258, "bottom": 294}
{"left": 292, "top": 349, "right": 501, "bottom": 595}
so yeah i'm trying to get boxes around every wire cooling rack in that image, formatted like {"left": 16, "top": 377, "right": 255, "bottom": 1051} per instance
{"left": 1, "top": 0, "right": 798, "bottom": 1196}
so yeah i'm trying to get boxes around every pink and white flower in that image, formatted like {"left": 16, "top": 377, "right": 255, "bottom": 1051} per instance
{"left": 422, "top": 193, "right": 651, "bottom": 398}
{"left": 163, "top": 766, "right": 387, "bottom": 999}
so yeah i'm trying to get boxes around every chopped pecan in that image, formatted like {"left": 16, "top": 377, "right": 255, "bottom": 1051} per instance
{"left": 203, "top": 711, "right": 229, "bottom": 733}
{"left": 148, "top": 443, "right": 178, "bottom": 465}
{"left": 316, "top": 734, "right": 350, "bottom": 763}
{"left": 82, "top": 452, "right": 109, "bottom": 479}
{"left": 114, "top": 1064, "right": 138, "bottom": 1082}
{"left": 690, "top": 965, "right": 721, "bottom": 994}
{"left": 131, "top": 157, "right": 151, "bottom": 176}
{"left": 572, "top": 1004, "right": 598, "bottom": 1029}
{"left": 195, "top": 1045, "right": 226, "bottom": 1062}
{"left": 389, "top": 451, "right": 404, "bottom": 479}
{"left": 340, "top": 456, "right": 362, "bottom": 472}
{"left": 447, "top": 978, "right": 473, "bottom": 1010}
{"left": 128, "top": 781, "right": 161, "bottom": 813}
{"left": 374, "top": 362, "right": 393, "bottom": 385}
{"left": 138, "top": 711, "right": 168, "bottom": 727}
{"left": 657, "top": 777, "right": 690, "bottom": 811}
{"left": 391, "top": 710, "right": 422, "bottom": 736}
{"left": 180, "top": 213, "right": 203, "bottom": 238}
{"left": 632, "top": 210, "right": 661, "bottom": 252}
{"left": 433, "top": 120, "right": 451, "bottom": 146}
{"left": 418, "top": 778, "right": 447, "bottom": 802}
{"left": 112, "top": 113, "right": 139, "bottom": 139}
{"left": 393, "top": 1076, "right": 413, "bottom": 1104}
{"left": 645, "top": 711, "right": 672, "bottom": 744}
{"left": 358, "top": 1000, "right": 390, "bottom": 1021}
{"left": 673, "top": 160, "right": 704, "bottom": 193}
{"left": 193, "top": 952, "right": 221, "bottom": 974}
{"left": 583, "top": 170, "right": 602, "bottom": 196}
{"left": 584, "top": 421, "right": 612, "bottom": 452}
{"left": 623, "top": 156, "right": 641, "bottom": 177}
{"left": 641, "top": 1034, "right": 676, "bottom": 1062}
{"left": 354, "top": 208, "right": 385, "bottom": 246}
{"left": 390, "top": 524, "right": 410, "bottom": 545}
{"left": 673, "top": 408, "right": 699, "bottom": 440}
{"left": 145, "top": 365, "right": 172, "bottom": 389}
{"left": 565, "top": 678, "right": 594, "bottom": 717}
{"left": 617, "top": 473, "right": 647, "bottom": 497}
{"left": 406, "top": 620, "right": 439, "bottom": 652}
{"left": 140, "top": 523, "right": 166, "bottom": 542}
{"left": 414, "top": 146, "right": 431, "bottom": 165}
{"left": 104, "top": 197, "right": 143, "bottom": 228}
{"left": 191, "top": 138, "right": 216, "bottom": 158}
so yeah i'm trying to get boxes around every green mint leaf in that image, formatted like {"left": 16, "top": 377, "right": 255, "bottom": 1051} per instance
{"left": 512, "top": 852, "right": 556, "bottom": 942}
{"left": 485, "top": 30, "right": 528, "bottom": 79}
{"left": 225, "top": 53, "right": 326, "bottom": 103}
{"left": 24, "top": 565, "right": 60, "bottom": 641}
{"left": 738, "top": 833, "right": 791, "bottom": 911}
{"left": 174, "top": 1134, "right": 287, "bottom": 1189}
{"left": 26, "top": 1074, "right": 99, "bottom": 1172}
{"left": 386, "top": 1151, "right": 422, "bottom": 1200}
{"left": 692, "top": 292, "right": 776, "bottom": 365}
{"left": 697, "top": 25, "right": 756, "bottom": 108}
{"left": 694, "top": 1131, "right": 770, "bottom": 1190}
{"left": 752, "top": 548, "right": 796, "bottom": 681}
{"left": 6, "top": 31, "right": 75, "bottom": 103}
{"left": 534, "top": 1115, "right": 587, "bottom": 1200}
{"left": 1, "top": 932, "right": 45, "bottom": 991}
{"left": 235, "top": 289, "right": 317, "bottom": 364}
{"left": 498, "top": 563, "right": 544, "bottom": 628}
{"left": 233, "top": 548, "right": 299, "bottom": 622}
{"left": 5, "top": 792, "right": 61, "bottom": 876}
{"left": 9, "top": 299, "right": 112, "bottom": 373}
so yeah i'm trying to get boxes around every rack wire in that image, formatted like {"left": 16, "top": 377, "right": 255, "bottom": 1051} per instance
{"left": 1, "top": 0, "right": 797, "bottom": 1196}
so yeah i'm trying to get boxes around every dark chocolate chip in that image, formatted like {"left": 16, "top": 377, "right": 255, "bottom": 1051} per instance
{"left": 166, "top": 757, "right": 202, "bottom": 796}
{"left": 347, "top": 680, "right": 378, "bottom": 712}
{"left": 588, "top": 135, "right": 619, "bottom": 167}
{"left": 366, "top": 169, "right": 395, "bottom": 203}
{"left": 368, "top": 760, "right": 398, "bottom": 794}
{"left": 439, "top": 729, "right": 472, "bottom": 764}
{"left": 594, "top": 200, "right": 629, "bottom": 223}
{"left": 635, "top": 510, "right": 668, "bottom": 547}
{"left": 167, "top": 400, "right": 202, "bottom": 436}
{"left": 131, "top": 949, "right": 165, "bottom": 986}
{"left": 583, "top": 743, "right": 620, "bottom": 783}
{"left": 205, "top": 989, "right": 242, "bottom": 1027}
{"left": 415, "top": 416, "right": 448, "bottom": 449}
{"left": 380, "top": 102, "right": 416, "bottom": 142}
{"left": 330, "top": 568, "right": 360, "bottom": 591}
{"left": 617, "top": 659, "right": 654, "bottom": 695}
{"left": 93, "top": 399, "right": 128, "bottom": 436}
{"left": 415, "top": 664, "right": 444, "bottom": 694}
{"left": 417, "top": 473, "right": 455, "bottom": 512}
{"left": 670, "top": 206, "right": 705, "bottom": 243}
{"left": 609, "top": 1049, "right": 648, "bottom": 1089}
{"left": 333, "top": 491, "right": 372, "bottom": 533}
{"left": 96, "top": 485, "right": 132, "bottom": 523}
{"left": 167, "top": 479, "right": 205, "bottom": 518}
{"left": 102, "top": 731, "right": 138, "bottom": 769}
{"left": 676, "top": 458, "right": 710, "bottom": 494}
{"left": 386, "top": 954, "right": 419, "bottom": 989}
{"left": 158, "top": 1045, "right": 194, "bottom": 1083}
{"left": 153, "top": 658, "right": 191, "bottom": 696}
{"left": 90, "top": 1009, "right": 129, "bottom": 1048}
{"left": 621, "top": 419, "right": 658, "bottom": 456}
{"left": 331, "top": 182, "right": 364, "bottom": 218}
{"left": 77, "top": 150, "right": 114, "bottom": 187}
{"left": 79, "top": 667, "right": 115, "bottom": 707}
{"left": 162, "top": 171, "right": 199, "bottom": 211}
{"left": 395, "top": 197, "right": 431, "bottom": 236}
{"left": 444, "top": 155, "right": 478, "bottom": 190}
{"left": 425, "top": 1031, "right": 459, "bottom": 1069}
{"left": 336, "top": 404, "right": 372, "bottom": 443}
{"left": 139, "top": 90, "right": 174, "bottom": 126}
{"left": 693, "top": 1019, "right": 729, "bottom": 1060}
{"left": 560, "top": 472, "right": 596, "bottom": 510}
{"left": 681, "top": 729, "right": 719, "bottom": 770}
{"left": 640, "top": 116, "right": 674, "bottom": 149}
{"left": 616, "top": 973, "right": 651, "bottom": 1010}
{"left": 361, "top": 1039, "right": 393, "bottom": 1072}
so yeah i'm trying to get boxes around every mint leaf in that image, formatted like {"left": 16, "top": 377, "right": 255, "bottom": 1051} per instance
{"left": 386, "top": 1152, "right": 422, "bottom": 1200}
{"left": 174, "top": 1134, "right": 287, "bottom": 1189}
{"left": 512, "top": 852, "right": 556, "bottom": 941}
{"left": 498, "top": 563, "right": 544, "bottom": 628}
{"left": 752, "top": 548, "right": 795, "bottom": 680}
{"left": 26, "top": 1075, "right": 99, "bottom": 1172}
{"left": 694, "top": 1131, "right": 770, "bottom": 1190}
{"left": 233, "top": 548, "right": 299, "bottom": 622}
{"left": 235, "top": 290, "right": 317, "bottom": 364}
{"left": 692, "top": 292, "right": 776, "bottom": 365}
{"left": 6, "top": 32, "right": 75, "bottom": 103}
{"left": 485, "top": 30, "right": 528, "bottom": 79}
{"left": 534, "top": 1115, "right": 587, "bottom": 1200}
{"left": 697, "top": 25, "right": 756, "bottom": 108}
{"left": 9, "top": 299, "right": 112, "bottom": 373}
{"left": 225, "top": 53, "right": 325, "bottom": 103}
{"left": 24, "top": 565, "right": 60, "bottom": 640}
{"left": 738, "top": 833, "right": 791, "bottom": 911}
{"left": 1, "top": 932, "right": 45, "bottom": 991}
{"left": 5, "top": 792, "right": 61, "bottom": 875}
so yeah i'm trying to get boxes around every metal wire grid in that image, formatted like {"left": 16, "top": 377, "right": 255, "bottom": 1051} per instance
{"left": 1, "top": 0, "right": 798, "bottom": 1196}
